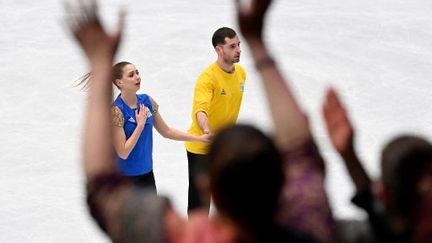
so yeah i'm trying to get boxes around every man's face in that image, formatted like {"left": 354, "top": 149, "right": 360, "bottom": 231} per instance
{"left": 217, "top": 36, "right": 241, "bottom": 64}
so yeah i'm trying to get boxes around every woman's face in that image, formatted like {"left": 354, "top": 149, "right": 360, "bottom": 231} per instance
{"left": 118, "top": 64, "right": 141, "bottom": 92}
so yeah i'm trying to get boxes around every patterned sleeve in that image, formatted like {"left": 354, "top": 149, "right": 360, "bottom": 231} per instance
{"left": 149, "top": 96, "right": 159, "bottom": 114}
{"left": 112, "top": 106, "right": 124, "bottom": 127}
{"left": 277, "top": 140, "right": 336, "bottom": 243}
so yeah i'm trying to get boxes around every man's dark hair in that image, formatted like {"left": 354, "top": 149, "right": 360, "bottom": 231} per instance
{"left": 212, "top": 27, "right": 237, "bottom": 47}
{"left": 208, "top": 124, "right": 284, "bottom": 231}
{"left": 381, "top": 135, "right": 432, "bottom": 218}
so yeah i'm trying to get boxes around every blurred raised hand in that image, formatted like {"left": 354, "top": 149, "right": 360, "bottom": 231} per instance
{"left": 322, "top": 88, "right": 354, "bottom": 156}
{"left": 235, "top": 0, "right": 272, "bottom": 40}
{"left": 322, "top": 87, "right": 371, "bottom": 192}
{"left": 64, "top": 0, "right": 124, "bottom": 64}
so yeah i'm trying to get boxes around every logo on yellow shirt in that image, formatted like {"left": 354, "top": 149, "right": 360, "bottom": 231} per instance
{"left": 221, "top": 88, "right": 227, "bottom": 96}
{"left": 240, "top": 83, "right": 245, "bottom": 92}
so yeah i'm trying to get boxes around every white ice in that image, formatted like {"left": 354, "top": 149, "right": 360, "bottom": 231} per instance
{"left": 1, "top": 0, "right": 432, "bottom": 242}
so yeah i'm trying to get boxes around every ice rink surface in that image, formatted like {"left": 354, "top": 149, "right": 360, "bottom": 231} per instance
{"left": 1, "top": 0, "right": 432, "bottom": 241}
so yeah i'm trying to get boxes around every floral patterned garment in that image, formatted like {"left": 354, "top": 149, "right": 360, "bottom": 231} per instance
{"left": 277, "top": 140, "right": 337, "bottom": 243}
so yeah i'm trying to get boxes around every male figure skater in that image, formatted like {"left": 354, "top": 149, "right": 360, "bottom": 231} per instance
{"left": 185, "top": 27, "right": 246, "bottom": 215}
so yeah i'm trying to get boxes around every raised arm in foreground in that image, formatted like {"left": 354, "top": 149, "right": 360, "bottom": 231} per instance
{"left": 65, "top": 0, "right": 123, "bottom": 180}
{"left": 66, "top": 3, "right": 182, "bottom": 242}
{"left": 236, "top": 0, "right": 309, "bottom": 150}
{"left": 322, "top": 88, "right": 371, "bottom": 193}
{"left": 65, "top": 1, "right": 131, "bottom": 240}
{"left": 236, "top": 0, "right": 336, "bottom": 242}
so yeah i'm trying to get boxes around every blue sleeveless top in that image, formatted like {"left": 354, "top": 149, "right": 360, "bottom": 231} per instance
{"left": 113, "top": 94, "right": 154, "bottom": 176}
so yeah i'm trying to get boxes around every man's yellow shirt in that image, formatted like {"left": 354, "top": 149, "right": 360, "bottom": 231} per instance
{"left": 185, "top": 62, "right": 246, "bottom": 154}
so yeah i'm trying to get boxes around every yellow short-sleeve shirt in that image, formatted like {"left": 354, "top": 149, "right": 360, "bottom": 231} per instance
{"left": 185, "top": 62, "right": 246, "bottom": 154}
